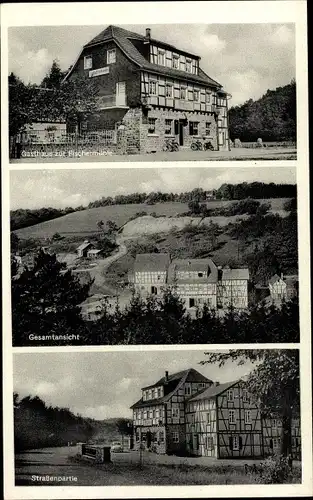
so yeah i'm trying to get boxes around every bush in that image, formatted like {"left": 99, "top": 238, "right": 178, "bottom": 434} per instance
{"left": 251, "top": 455, "right": 293, "bottom": 484}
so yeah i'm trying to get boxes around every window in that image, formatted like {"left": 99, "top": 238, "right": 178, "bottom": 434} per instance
{"left": 149, "top": 410, "right": 153, "bottom": 418}
{"left": 143, "top": 411, "right": 147, "bottom": 419}
{"left": 156, "top": 409, "right": 160, "bottom": 418}
{"left": 232, "top": 435, "right": 240, "bottom": 450}
{"left": 138, "top": 411, "right": 142, "bottom": 419}
{"left": 205, "top": 122, "right": 211, "bottom": 136}
{"left": 148, "top": 389, "right": 152, "bottom": 399}
{"left": 193, "top": 89, "right": 200, "bottom": 101}
{"left": 133, "top": 411, "right": 137, "bottom": 420}
{"left": 185, "top": 385, "right": 191, "bottom": 395}
{"left": 158, "top": 387, "right": 162, "bottom": 398}
{"left": 198, "top": 272, "right": 204, "bottom": 277}
{"left": 180, "top": 87, "right": 186, "bottom": 99}
{"left": 206, "top": 413, "right": 211, "bottom": 423}
{"left": 206, "top": 436, "right": 214, "bottom": 450}
{"left": 107, "top": 49, "right": 116, "bottom": 64}
{"left": 153, "top": 409, "right": 156, "bottom": 418}
{"left": 186, "top": 59, "right": 192, "bottom": 72}
{"left": 148, "top": 118, "right": 157, "bottom": 134}
{"left": 172, "top": 432, "right": 179, "bottom": 443}
{"left": 172, "top": 407, "right": 179, "bottom": 418}
{"left": 172, "top": 54, "right": 179, "bottom": 69}
{"left": 151, "top": 286, "right": 157, "bottom": 294}
{"left": 84, "top": 56, "right": 92, "bottom": 70}
{"left": 206, "top": 93, "right": 211, "bottom": 103}
{"left": 165, "top": 119, "right": 173, "bottom": 135}
{"left": 273, "top": 437, "right": 281, "bottom": 448}
{"left": 227, "top": 389, "right": 234, "bottom": 401}
{"left": 242, "top": 390, "right": 248, "bottom": 402}
{"left": 245, "top": 410, "right": 252, "bottom": 424}
{"left": 272, "top": 419, "right": 277, "bottom": 429}
{"left": 189, "top": 122, "right": 199, "bottom": 136}
{"left": 158, "top": 49, "right": 165, "bottom": 66}
{"left": 154, "top": 388, "right": 158, "bottom": 399}
{"left": 143, "top": 392, "right": 147, "bottom": 401}
{"left": 159, "top": 431, "right": 165, "bottom": 443}
{"left": 229, "top": 409, "right": 236, "bottom": 424}
{"left": 136, "top": 430, "right": 140, "bottom": 441}
{"left": 149, "top": 80, "right": 157, "bottom": 95}
{"left": 165, "top": 84, "right": 173, "bottom": 98}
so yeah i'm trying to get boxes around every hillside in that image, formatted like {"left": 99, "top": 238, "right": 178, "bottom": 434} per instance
{"left": 228, "top": 80, "right": 296, "bottom": 142}
{"left": 14, "top": 199, "right": 289, "bottom": 241}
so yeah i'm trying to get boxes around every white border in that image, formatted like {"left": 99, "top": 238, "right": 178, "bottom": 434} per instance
{"left": 1, "top": 1, "right": 311, "bottom": 499}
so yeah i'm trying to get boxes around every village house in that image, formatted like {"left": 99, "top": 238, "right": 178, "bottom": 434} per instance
{"left": 76, "top": 240, "right": 104, "bottom": 259}
{"left": 131, "top": 369, "right": 301, "bottom": 459}
{"left": 64, "top": 25, "right": 230, "bottom": 154}
{"left": 131, "top": 253, "right": 249, "bottom": 313}
{"left": 268, "top": 273, "right": 298, "bottom": 306}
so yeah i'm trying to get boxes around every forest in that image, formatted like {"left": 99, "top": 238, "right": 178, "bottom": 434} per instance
{"left": 11, "top": 182, "right": 296, "bottom": 231}
{"left": 14, "top": 392, "right": 132, "bottom": 452}
{"left": 228, "top": 80, "right": 296, "bottom": 142}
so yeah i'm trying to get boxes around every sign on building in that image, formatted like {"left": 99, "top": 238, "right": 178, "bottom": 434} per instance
{"left": 89, "top": 67, "right": 109, "bottom": 78}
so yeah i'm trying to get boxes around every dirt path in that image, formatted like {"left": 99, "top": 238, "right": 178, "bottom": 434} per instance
{"left": 86, "top": 238, "right": 128, "bottom": 294}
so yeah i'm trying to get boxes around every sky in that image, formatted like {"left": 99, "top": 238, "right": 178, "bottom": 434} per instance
{"left": 13, "top": 350, "right": 256, "bottom": 420}
{"left": 10, "top": 166, "right": 296, "bottom": 210}
{"left": 8, "top": 23, "right": 295, "bottom": 106}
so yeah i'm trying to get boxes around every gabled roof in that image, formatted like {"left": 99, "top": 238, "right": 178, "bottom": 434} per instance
{"left": 134, "top": 253, "right": 170, "bottom": 272}
{"left": 130, "top": 368, "right": 213, "bottom": 409}
{"left": 65, "top": 25, "right": 222, "bottom": 88}
{"left": 189, "top": 379, "right": 240, "bottom": 401}
{"left": 168, "top": 258, "right": 218, "bottom": 283}
{"left": 222, "top": 268, "right": 249, "bottom": 280}
{"left": 76, "top": 241, "right": 93, "bottom": 252}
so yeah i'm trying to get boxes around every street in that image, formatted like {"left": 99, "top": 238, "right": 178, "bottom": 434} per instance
{"left": 11, "top": 147, "right": 297, "bottom": 163}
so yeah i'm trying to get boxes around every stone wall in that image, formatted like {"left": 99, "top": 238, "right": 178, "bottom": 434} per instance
{"left": 140, "top": 107, "right": 218, "bottom": 153}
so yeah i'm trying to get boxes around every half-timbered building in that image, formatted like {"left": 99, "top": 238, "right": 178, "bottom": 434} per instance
{"left": 268, "top": 273, "right": 298, "bottom": 306}
{"left": 131, "top": 369, "right": 213, "bottom": 455}
{"left": 131, "top": 370, "right": 301, "bottom": 459}
{"left": 131, "top": 254, "right": 249, "bottom": 312}
{"left": 64, "top": 25, "right": 230, "bottom": 153}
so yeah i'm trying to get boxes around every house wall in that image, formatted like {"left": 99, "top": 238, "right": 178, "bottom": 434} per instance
{"left": 133, "top": 425, "right": 167, "bottom": 454}
{"left": 185, "top": 398, "right": 217, "bottom": 457}
{"left": 134, "top": 269, "right": 167, "bottom": 295}
{"left": 216, "top": 384, "right": 263, "bottom": 458}
{"left": 70, "top": 41, "right": 141, "bottom": 106}
{"left": 262, "top": 417, "right": 301, "bottom": 459}
{"left": 269, "top": 280, "right": 287, "bottom": 301}
{"left": 217, "top": 279, "right": 249, "bottom": 309}
{"left": 175, "top": 283, "right": 217, "bottom": 310}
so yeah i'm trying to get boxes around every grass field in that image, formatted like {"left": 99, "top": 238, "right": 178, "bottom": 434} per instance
{"left": 14, "top": 199, "right": 290, "bottom": 240}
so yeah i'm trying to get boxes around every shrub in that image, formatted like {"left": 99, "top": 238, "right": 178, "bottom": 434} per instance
{"left": 251, "top": 455, "right": 293, "bottom": 484}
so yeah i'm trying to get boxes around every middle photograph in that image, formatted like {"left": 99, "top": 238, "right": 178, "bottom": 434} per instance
{"left": 10, "top": 166, "right": 298, "bottom": 346}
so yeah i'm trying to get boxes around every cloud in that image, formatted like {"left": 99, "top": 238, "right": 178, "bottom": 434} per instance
{"left": 270, "top": 25, "right": 294, "bottom": 46}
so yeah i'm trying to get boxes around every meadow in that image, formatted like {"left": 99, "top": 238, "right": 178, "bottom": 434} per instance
{"left": 14, "top": 199, "right": 290, "bottom": 240}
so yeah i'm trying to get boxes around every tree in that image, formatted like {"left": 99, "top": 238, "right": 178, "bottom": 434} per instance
{"left": 188, "top": 200, "right": 201, "bottom": 214}
{"left": 200, "top": 350, "right": 300, "bottom": 458}
{"left": 115, "top": 418, "right": 133, "bottom": 449}
{"left": 41, "top": 60, "right": 67, "bottom": 89}
{"left": 106, "top": 220, "right": 118, "bottom": 234}
{"left": 11, "top": 249, "right": 93, "bottom": 345}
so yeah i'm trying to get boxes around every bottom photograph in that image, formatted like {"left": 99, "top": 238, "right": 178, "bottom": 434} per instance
{"left": 13, "top": 349, "right": 301, "bottom": 486}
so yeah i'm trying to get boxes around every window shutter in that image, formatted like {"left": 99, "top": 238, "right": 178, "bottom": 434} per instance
{"left": 229, "top": 437, "right": 233, "bottom": 451}
{"left": 239, "top": 436, "right": 243, "bottom": 450}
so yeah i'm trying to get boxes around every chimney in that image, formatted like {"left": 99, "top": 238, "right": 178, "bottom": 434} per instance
{"left": 165, "top": 371, "right": 169, "bottom": 381}
{"left": 146, "top": 28, "right": 151, "bottom": 39}
{"left": 281, "top": 272, "right": 284, "bottom": 280}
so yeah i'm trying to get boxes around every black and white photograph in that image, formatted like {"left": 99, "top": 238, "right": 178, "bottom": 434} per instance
{"left": 8, "top": 23, "right": 296, "bottom": 162}
{"left": 13, "top": 349, "right": 301, "bottom": 486}
{"left": 11, "top": 167, "right": 298, "bottom": 346}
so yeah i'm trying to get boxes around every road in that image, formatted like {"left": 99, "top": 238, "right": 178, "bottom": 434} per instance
{"left": 17, "top": 446, "right": 300, "bottom": 486}
{"left": 87, "top": 238, "right": 127, "bottom": 292}
{"left": 11, "top": 147, "right": 297, "bottom": 163}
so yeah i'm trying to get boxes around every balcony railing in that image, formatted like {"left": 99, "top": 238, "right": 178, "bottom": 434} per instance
{"left": 96, "top": 94, "right": 127, "bottom": 109}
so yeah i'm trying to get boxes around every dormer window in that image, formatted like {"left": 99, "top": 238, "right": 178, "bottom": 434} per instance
{"left": 186, "top": 59, "right": 192, "bottom": 73}
{"left": 107, "top": 49, "right": 116, "bottom": 64}
{"left": 84, "top": 56, "right": 92, "bottom": 70}
{"left": 158, "top": 49, "right": 165, "bottom": 66}
{"left": 148, "top": 389, "right": 152, "bottom": 399}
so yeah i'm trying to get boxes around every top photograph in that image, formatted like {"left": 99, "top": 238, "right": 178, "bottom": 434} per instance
{"left": 8, "top": 23, "right": 296, "bottom": 163}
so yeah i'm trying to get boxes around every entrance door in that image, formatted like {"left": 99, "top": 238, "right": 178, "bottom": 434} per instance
{"left": 116, "top": 82, "right": 126, "bottom": 106}
{"left": 146, "top": 431, "right": 152, "bottom": 448}
{"left": 189, "top": 298, "right": 195, "bottom": 308}
{"left": 192, "top": 434, "right": 199, "bottom": 453}
{"left": 179, "top": 122, "right": 184, "bottom": 146}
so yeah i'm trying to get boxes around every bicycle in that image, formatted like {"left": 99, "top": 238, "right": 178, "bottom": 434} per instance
{"left": 190, "top": 139, "right": 203, "bottom": 151}
{"left": 162, "top": 138, "right": 179, "bottom": 152}
{"left": 204, "top": 141, "right": 214, "bottom": 151}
